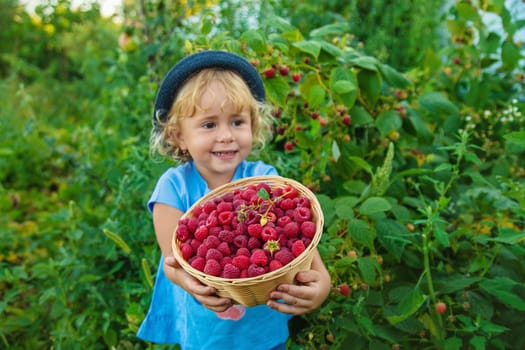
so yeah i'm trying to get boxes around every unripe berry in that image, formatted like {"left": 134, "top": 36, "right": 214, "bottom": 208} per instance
{"left": 435, "top": 301, "right": 447, "bottom": 314}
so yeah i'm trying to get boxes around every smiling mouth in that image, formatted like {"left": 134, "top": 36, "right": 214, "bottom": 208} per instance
{"left": 213, "top": 151, "right": 238, "bottom": 157}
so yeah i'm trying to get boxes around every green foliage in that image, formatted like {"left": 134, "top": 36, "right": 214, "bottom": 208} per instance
{"left": 1, "top": 0, "right": 524, "bottom": 349}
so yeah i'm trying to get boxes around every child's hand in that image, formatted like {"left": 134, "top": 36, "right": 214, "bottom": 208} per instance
{"left": 266, "top": 250, "right": 331, "bottom": 315}
{"left": 164, "top": 256, "right": 233, "bottom": 312}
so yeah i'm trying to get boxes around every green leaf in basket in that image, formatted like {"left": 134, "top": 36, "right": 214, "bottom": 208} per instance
{"left": 257, "top": 188, "right": 269, "bottom": 199}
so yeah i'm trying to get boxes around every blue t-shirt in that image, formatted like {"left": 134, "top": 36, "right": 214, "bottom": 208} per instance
{"left": 137, "top": 160, "right": 292, "bottom": 349}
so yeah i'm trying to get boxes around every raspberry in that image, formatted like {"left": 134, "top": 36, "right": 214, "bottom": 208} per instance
{"left": 339, "top": 284, "right": 350, "bottom": 297}
{"left": 300, "top": 221, "right": 316, "bottom": 238}
{"left": 236, "top": 247, "right": 250, "bottom": 257}
{"left": 279, "top": 198, "right": 295, "bottom": 211}
{"left": 217, "top": 201, "right": 233, "bottom": 213}
{"left": 435, "top": 302, "right": 447, "bottom": 314}
{"left": 192, "top": 205, "right": 203, "bottom": 217}
{"left": 196, "top": 244, "right": 208, "bottom": 258}
{"left": 180, "top": 243, "right": 193, "bottom": 260}
{"left": 209, "top": 226, "right": 221, "bottom": 236}
{"left": 203, "top": 235, "right": 220, "bottom": 249}
{"left": 256, "top": 182, "right": 272, "bottom": 195}
{"left": 233, "top": 234, "right": 248, "bottom": 248}
{"left": 274, "top": 248, "right": 294, "bottom": 265}
{"left": 241, "top": 188, "right": 257, "bottom": 201}
{"left": 220, "top": 256, "right": 232, "bottom": 268}
{"left": 206, "top": 248, "right": 223, "bottom": 262}
{"left": 283, "top": 185, "right": 298, "bottom": 199}
{"left": 232, "top": 255, "right": 250, "bottom": 269}
{"left": 294, "top": 196, "right": 311, "bottom": 208}
{"left": 203, "top": 201, "right": 217, "bottom": 214}
{"left": 277, "top": 215, "right": 292, "bottom": 228}
{"left": 247, "top": 263, "right": 265, "bottom": 277}
{"left": 190, "top": 238, "right": 202, "bottom": 252}
{"left": 204, "top": 259, "right": 221, "bottom": 276}
{"left": 283, "top": 221, "right": 300, "bottom": 238}
{"left": 217, "top": 241, "right": 231, "bottom": 256}
{"left": 222, "top": 263, "right": 241, "bottom": 278}
{"left": 294, "top": 207, "right": 312, "bottom": 222}
{"left": 240, "top": 269, "right": 248, "bottom": 278}
{"left": 291, "top": 240, "right": 305, "bottom": 257}
{"left": 190, "top": 256, "right": 205, "bottom": 271}
{"left": 206, "top": 211, "right": 219, "bottom": 227}
{"left": 250, "top": 249, "right": 268, "bottom": 267}
{"left": 187, "top": 217, "right": 199, "bottom": 233}
{"left": 248, "top": 236, "right": 261, "bottom": 250}
{"left": 261, "top": 226, "right": 278, "bottom": 241}
{"left": 269, "top": 259, "right": 283, "bottom": 272}
{"left": 247, "top": 223, "right": 262, "bottom": 238}
{"left": 176, "top": 224, "right": 190, "bottom": 242}
{"left": 194, "top": 226, "right": 209, "bottom": 241}
{"left": 218, "top": 230, "right": 234, "bottom": 243}
{"left": 218, "top": 211, "right": 234, "bottom": 225}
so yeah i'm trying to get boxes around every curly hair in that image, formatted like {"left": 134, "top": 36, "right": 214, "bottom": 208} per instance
{"left": 150, "top": 68, "right": 274, "bottom": 163}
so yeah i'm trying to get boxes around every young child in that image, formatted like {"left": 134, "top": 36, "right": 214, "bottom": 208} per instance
{"left": 138, "top": 50, "right": 331, "bottom": 349}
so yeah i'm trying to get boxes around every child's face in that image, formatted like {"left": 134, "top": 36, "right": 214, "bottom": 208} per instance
{"left": 176, "top": 81, "right": 253, "bottom": 188}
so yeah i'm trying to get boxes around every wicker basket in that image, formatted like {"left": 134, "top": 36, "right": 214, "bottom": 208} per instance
{"left": 172, "top": 175, "right": 324, "bottom": 306}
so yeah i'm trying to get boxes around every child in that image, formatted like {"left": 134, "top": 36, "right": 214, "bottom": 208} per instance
{"left": 138, "top": 50, "right": 331, "bottom": 349}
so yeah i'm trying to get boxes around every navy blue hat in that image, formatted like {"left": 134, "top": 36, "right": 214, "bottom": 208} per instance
{"left": 153, "top": 50, "right": 265, "bottom": 127}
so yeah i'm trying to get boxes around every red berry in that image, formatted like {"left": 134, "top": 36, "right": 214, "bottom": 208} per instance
{"left": 232, "top": 255, "right": 250, "bottom": 270}
{"left": 176, "top": 224, "right": 190, "bottom": 242}
{"left": 247, "top": 223, "right": 262, "bottom": 238}
{"left": 301, "top": 221, "right": 316, "bottom": 238}
{"left": 261, "top": 226, "right": 278, "bottom": 241}
{"left": 206, "top": 248, "right": 223, "bottom": 261}
{"left": 279, "top": 198, "right": 296, "bottom": 211}
{"left": 250, "top": 249, "right": 268, "bottom": 267}
{"left": 247, "top": 263, "right": 265, "bottom": 277}
{"left": 218, "top": 211, "right": 234, "bottom": 225}
{"left": 283, "top": 221, "right": 300, "bottom": 238}
{"left": 284, "top": 142, "right": 294, "bottom": 151}
{"left": 291, "top": 240, "right": 305, "bottom": 257}
{"left": 274, "top": 248, "right": 294, "bottom": 265}
{"left": 204, "top": 259, "right": 222, "bottom": 276}
{"left": 222, "top": 263, "right": 241, "bottom": 278}
{"left": 269, "top": 259, "right": 283, "bottom": 272}
{"left": 311, "top": 111, "right": 320, "bottom": 120}
{"left": 435, "top": 302, "right": 447, "bottom": 314}
{"left": 339, "top": 284, "right": 350, "bottom": 297}
{"left": 190, "top": 256, "right": 206, "bottom": 271}
{"left": 292, "top": 73, "right": 301, "bottom": 82}
{"left": 279, "top": 65, "right": 289, "bottom": 76}
{"left": 342, "top": 115, "right": 352, "bottom": 125}
{"left": 180, "top": 243, "right": 193, "bottom": 260}
{"left": 264, "top": 68, "right": 276, "bottom": 79}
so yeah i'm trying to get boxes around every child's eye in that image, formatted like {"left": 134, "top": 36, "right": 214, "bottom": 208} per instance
{"left": 232, "top": 119, "right": 247, "bottom": 127}
{"left": 202, "top": 121, "right": 216, "bottom": 129}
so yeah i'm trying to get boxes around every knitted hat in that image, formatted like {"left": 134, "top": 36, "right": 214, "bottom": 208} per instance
{"left": 152, "top": 50, "right": 265, "bottom": 127}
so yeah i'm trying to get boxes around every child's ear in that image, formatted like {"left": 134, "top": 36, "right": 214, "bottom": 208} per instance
{"left": 170, "top": 128, "right": 187, "bottom": 151}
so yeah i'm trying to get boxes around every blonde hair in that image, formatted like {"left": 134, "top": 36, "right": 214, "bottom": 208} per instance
{"left": 150, "top": 68, "right": 274, "bottom": 162}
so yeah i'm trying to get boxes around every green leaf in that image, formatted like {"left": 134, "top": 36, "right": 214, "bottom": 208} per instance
{"left": 358, "top": 69, "right": 382, "bottom": 108}
{"left": 434, "top": 228, "right": 450, "bottom": 247}
{"left": 480, "top": 277, "right": 525, "bottom": 311}
{"left": 292, "top": 40, "right": 321, "bottom": 59}
{"left": 377, "top": 63, "right": 411, "bottom": 89}
{"left": 504, "top": 131, "right": 525, "bottom": 147}
{"left": 434, "top": 275, "right": 482, "bottom": 294}
{"left": 240, "top": 30, "right": 267, "bottom": 54}
{"left": 359, "top": 197, "right": 392, "bottom": 216}
{"left": 375, "top": 110, "right": 402, "bottom": 136}
{"left": 349, "top": 105, "right": 374, "bottom": 126}
{"left": 348, "top": 156, "right": 373, "bottom": 174}
{"left": 332, "top": 140, "right": 341, "bottom": 161}
{"left": 330, "top": 67, "right": 358, "bottom": 109}
{"left": 264, "top": 76, "right": 290, "bottom": 107}
{"left": 358, "top": 257, "right": 379, "bottom": 285}
{"left": 387, "top": 288, "right": 426, "bottom": 324}
{"left": 263, "top": 16, "right": 297, "bottom": 33}
{"left": 310, "top": 23, "right": 349, "bottom": 38}
{"left": 319, "top": 41, "right": 343, "bottom": 58}
{"left": 418, "top": 92, "right": 459, "bottom": 117}
{"left": 308, "top": 84, "right": 326, "bottom": 108}
{"left": 348, "top": 219, "right": 375, "bottom": 249}
{"left": 335, "top": 196, "right": 359, "bottom": 219}
{"left": 501, "top": 41, "right": 520, "bottom": 70}
{"left": 349, "top": 56, "right": 379, "bottom": 71}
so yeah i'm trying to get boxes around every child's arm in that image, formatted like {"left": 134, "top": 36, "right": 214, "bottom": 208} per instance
{"left": 152, "top": 203, "right": 233, "bottom": 312}
{"left": 266, "top": 249, "right": 331, "bottom": 315}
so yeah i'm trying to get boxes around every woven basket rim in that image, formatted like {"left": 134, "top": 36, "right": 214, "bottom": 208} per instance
{"left": 172, "top": 175, "right": 324, "bottom": 286}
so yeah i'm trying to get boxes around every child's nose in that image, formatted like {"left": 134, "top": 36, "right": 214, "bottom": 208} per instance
{"left": 217, "top": 125, "right": 234, "bottom": 142}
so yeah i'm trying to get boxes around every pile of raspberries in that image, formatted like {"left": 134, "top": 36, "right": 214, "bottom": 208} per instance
{"left": 175, "top": 181, "right": 317, "bottom": 279}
